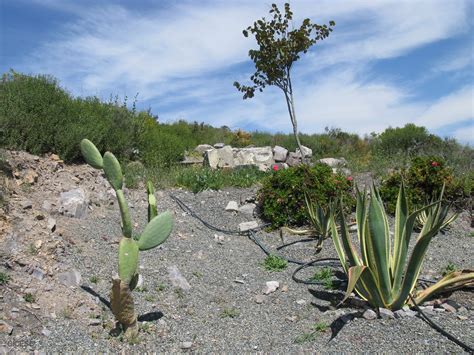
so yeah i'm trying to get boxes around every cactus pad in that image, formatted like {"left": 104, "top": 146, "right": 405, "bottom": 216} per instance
{"left": 138, "top": 210, "right": 173, "bottom": 251}
{"left": 118, "top": 238, "right": 139, "bottom": 283}
{"left": 110, "top": 277, "right": 138, "bottom": 335}
{"left": 80, "top": 139, "right": 103, "bottom": 169}
{"left": 103, "top": 152, "right": 123, "bottom": 191}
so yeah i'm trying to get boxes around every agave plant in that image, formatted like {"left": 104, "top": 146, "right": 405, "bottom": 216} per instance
{"left": 281, "top": 193, "right": 334, "bottom": 252}
{"left": 330, "top": 183, "right": 473, "bottom": 310}
{"left": 80, "top": 139, "right": 173, "bottom": 337}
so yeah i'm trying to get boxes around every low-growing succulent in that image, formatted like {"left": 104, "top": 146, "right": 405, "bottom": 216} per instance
{"left": 330, "top": 183, "right": 473, "bottom": 310}
{"left": 80, "top": 139, "right": 173, "bottom": 338}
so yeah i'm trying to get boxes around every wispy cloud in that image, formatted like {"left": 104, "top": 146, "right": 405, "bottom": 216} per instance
{"left": 19, "top": 0, "right": 474, "bottom": 143}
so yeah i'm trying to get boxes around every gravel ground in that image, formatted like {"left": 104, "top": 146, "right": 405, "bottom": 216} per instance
{"left": 0, "top": 156, "right": 473, "bottom": 353}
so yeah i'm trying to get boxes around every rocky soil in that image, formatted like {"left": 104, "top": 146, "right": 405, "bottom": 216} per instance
{"left": 0, "top": 150, "right": 472, "bottom": 353}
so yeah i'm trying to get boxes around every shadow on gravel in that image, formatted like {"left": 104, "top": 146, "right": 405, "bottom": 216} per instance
{"left": 328, "top": 313, "right": 359, "bottom": 342}
{"left": 81, "top": 285, "right": 111, "bottom": 309}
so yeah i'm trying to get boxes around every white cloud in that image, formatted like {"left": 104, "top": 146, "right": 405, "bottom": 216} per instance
{"left": 21, "top": 0, "right": 473, "bottom": 141}
{"left": 415, "top": 86, "right": 473, "bottom": 129}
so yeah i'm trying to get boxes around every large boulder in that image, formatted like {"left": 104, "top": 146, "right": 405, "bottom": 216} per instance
{"left": 296, "top": 145, "right": 312, "bottom": 158}
{"left": 204, "top": 145, "right": 234, "bottom": 169}
{"left": 286, "top": 152, "right": 302, "bottom": 167}
{"left": 233, "top": 147, "right": 274, "bottom": 171}
{"left": 194, "top": 144, "right": 214, "bottom": 155}
{"left": 272, "top": 145, "right": 288, "bottom": 162}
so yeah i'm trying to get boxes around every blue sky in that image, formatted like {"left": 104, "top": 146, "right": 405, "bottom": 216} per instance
{"left": 1, "top": 0, "right": 473, "bottom": 143}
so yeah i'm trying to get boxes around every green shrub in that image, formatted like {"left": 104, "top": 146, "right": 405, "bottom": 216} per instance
{"left": 379, "top": 155, "right": 469, "bottom": 213}
{"left": 258, "top": 164, "right": 354, "bottom": 228}
{"left": 176, "top": 165, "right": 267, "bottom": 193}
{"left": 262, "top": 254, "right": 288, "bottom": 271}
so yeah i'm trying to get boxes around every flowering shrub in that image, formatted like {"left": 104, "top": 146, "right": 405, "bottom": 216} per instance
{"left": 258, "top": 164, "right": 354, "bottom": 228}
{"left": 379, "top": 156, "right": 469, "bottom": 213}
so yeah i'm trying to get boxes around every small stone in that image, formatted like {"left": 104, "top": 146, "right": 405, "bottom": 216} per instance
{"left": 457, "top": 315, "right": 468, "bottom": 320}
{"left": 444, "top": 299, "right": 461, "bottom": 310}
{"left": 234, "top": 279, "right": 245, "bottom": 284}
{"left": 363, "top": 309, "right": 377, "bottom": 320}
{"left": 440, "top": 303, "right": 456, "bottom": 313}
{"left": 23, "top": 169, "right": 38, "bottom": 184}
{"left": 181, "top": 341, "right": 193, "bottom": 349}
{"left": 225, "top": 201, "right": 239, "bottom": 212}
{"left": 394, "top": 308, "right": 417, "bottom": 318}
{"left": 136, "top": 274, "right": 144, "bottom": 289}
{"left": 31, "top": 267, "right": 46, "bottom": 281}
{"left": 42, "top": 328, "right": 51, "bottom": 337}
{"left": 0, "top": 321, "right": 13, "bottom": 335}
{"left": 295, "top": 299, "right": 306, "bottom": 305}
{"left": 34, "top": 240, "right": 43, "bottom": 249}
{"left": 31, "top": 304, "right": 41, "bottom": 310}
{"left": 10, "top": 307, "right": 19, "bottom": 313}
{"left": 47, "top": 218, "right": 56, "bottom": 232}
{"left": 58, "top": 269, "right": 82, "bottom": 287}
{"left": 255, "top": 295, "right": 265, "bottom": 304}
{"left": 379, "top": 308, "right": 395, "bottom": 319}
{"left": 457, "top": 306, "right": 468, "bottom": 314}
{"left": 42, "top": 200, "right": 52, "bottom": 212}
{"left": 214, "top": 234, "right": 225, "bottom": 244}
{"left": 213, "top": 143, "right": 225, "bottom": 149}
{"left": 434, "top": 308, "right": 445, "bottom": 313}
{"left": 50, "top": 154, "right": 61, "bottom": 161}
{"left": 22, "top": 200, "right": 33, "bottom": 209}
{"left": 239, "top": 221, "right": 259, "bottom": 232}
{"left": 263, "top": 281, "right": 279, "bottom": 295}
{"left": 238, "top": 203, "right": 256, "bottom": 215}
{"left": 89, "top": 319, "right": 101, "bottom": 326}
{"left": 167, "top": 265, "right": 191, "bottom": 291}
{"left": 285, "top": 315, "right": 298, "bottom": 322}
{"left": 281, "top": 285, "right": 289, "bottom": 292}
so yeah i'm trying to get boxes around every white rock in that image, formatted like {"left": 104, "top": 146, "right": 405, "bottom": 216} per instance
{"left": 225, "top": 201, "right": 239, "bottom": 212}
{"left": 296, "top": 145, "right": 312, "bottom": 158}
{"left": 255, "top": 294, "right": 265, "bottom": 304}
{"left": 167, "top": 265, "right": 191, "bottom": 291}
{"left": 263, "top": 281, "right": 280, "bottom": 294}
{"left": 47, "top": 218, "right": 56, "bottom": 232}
{"left": 181, "top": 341, "right": 193, "bottom": 349}
{"left": 296, "top": 299, "right": 307, "bottom": 305}
{"left": 239, "top": 221, "right": 259, "bottom": 232}
{"left": 273, "top": 145, "right": 289, "bottom": 162}
{"left": 318, "top": 158, "right": 347, "bottom": 168}
{"left": 59, "top": 188, "right": 88, "bottom": 218}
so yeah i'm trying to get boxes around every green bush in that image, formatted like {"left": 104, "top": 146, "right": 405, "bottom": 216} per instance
{"left": 379, "top": 156, "right": 470, "bottom": 213}
{"left": 176, "top": 165, "right": 267, "bottom": 193}
{"left": 258, "top": 164, "right": 354, "bottom": 228}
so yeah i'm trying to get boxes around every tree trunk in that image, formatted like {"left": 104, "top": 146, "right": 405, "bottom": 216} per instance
{"left": 284, "top": 76, "right": 307, "bottom": 164}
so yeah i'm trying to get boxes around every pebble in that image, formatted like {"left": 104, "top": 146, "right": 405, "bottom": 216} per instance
{"left": 255, "top": 295, "right": 265, "bottom": 304}
{"left": 181, "top": 341, "right": 193, "bottom": 349}
{"left": 295, "top": 299, "right": 306, "bottom": 305}
{"left": 238, "top": 203, "right": 256, "bottom": 215}
{"left": 0, "top": 320, "right": 13, "bottom": 335}
{"left": 89, "top": 319, "right": 102, "bottom": 326}
{"left": 47, "top": 218, "right": 56, "bottom": 232}
{"left": 214, "top": 234, "right": 225, "bottom": 244}
{"left": 379, "top": 308, "right": 395, "bottom": 319}
{"left": 42, "top": 328, "right": 51, "bottom": 337}
{"left": 31, "top": 267, "right": 46, "bottom": 281}
{"left": 22, "top": 200, "right": 33, "bottom": 209}
{"left": 363, "top": 309, "right": 377, "bottom": 320}
{"left": 58, "top": 269, "right": 82, "bottom": 287}
{"left": 263, "top": 281, "right": 279, "bottom": 294}
{"left": 281, "top": 285, "right": 289, "bottom": 292}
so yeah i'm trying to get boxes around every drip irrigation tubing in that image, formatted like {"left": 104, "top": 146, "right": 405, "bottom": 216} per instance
{"left": 170, "top": 193, "right": 473, "bottom": 352}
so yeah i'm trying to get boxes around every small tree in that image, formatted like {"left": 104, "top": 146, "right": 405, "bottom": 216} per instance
{"left": 234, "top": 3, "right": 335, "bottom": 162}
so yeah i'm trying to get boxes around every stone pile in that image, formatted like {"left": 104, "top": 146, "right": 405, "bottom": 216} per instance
{"left": 182, "top": 143, "right": 313, "bottom": 171}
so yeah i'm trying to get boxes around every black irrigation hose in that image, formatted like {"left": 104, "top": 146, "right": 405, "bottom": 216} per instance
{"left": 170, "top": 193, "right": 472, "bottom": 352}
{"left": 409, "top": 294, "right": 474, "bottom": 353}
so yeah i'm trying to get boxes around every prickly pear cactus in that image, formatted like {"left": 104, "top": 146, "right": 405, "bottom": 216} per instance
{"left": 80, "top": 139, "right": 173, "bottom": 338}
